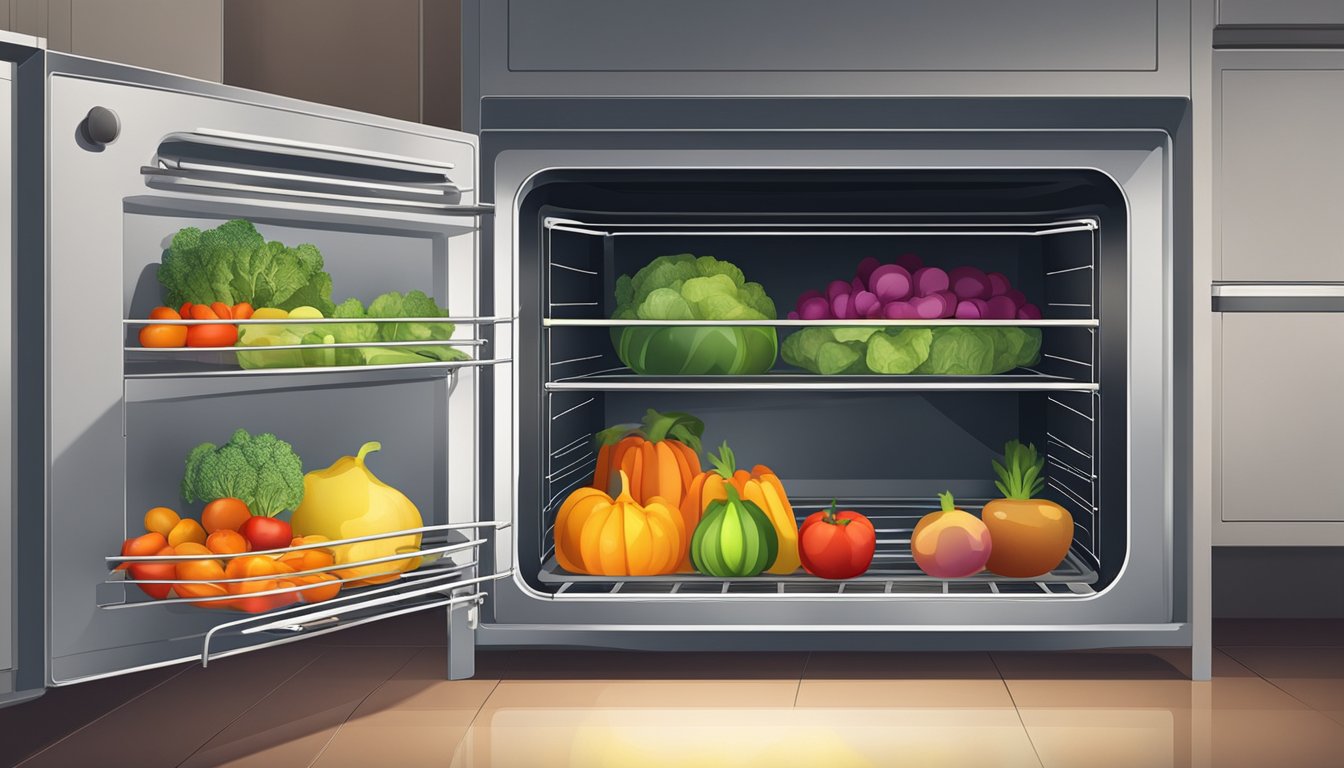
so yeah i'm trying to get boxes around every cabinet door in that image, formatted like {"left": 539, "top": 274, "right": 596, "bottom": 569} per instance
{"left": 1218, "top": 0, "right": 1344, "bottom": 27}
{"left": 507, "top": 0, "right": 1158, "bottom": 73}
{"left": 1217, "top": 57, "right": 1344, "bottom": 281}
{"left": 1219, "top": 313, "right": 1344, "bottom": 524}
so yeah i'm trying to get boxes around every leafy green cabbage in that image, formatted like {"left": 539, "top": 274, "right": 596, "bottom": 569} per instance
{"left": 782, "top": 325, "right": 1041, "bottom": 376}
{"left": 612, "top": 254, "right": 778, "bottom": 375}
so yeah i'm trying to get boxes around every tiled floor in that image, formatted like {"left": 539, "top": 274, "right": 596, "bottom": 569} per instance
{"left": 4, "top": 618, "right": 1344, "bottom": 768}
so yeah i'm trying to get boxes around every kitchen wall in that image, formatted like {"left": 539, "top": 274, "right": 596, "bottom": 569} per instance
{"left": 0, "top": 0, "right": 223, "bottom": 81}
{"left": 0, "top": 0, "right": 461, "bottom": 129}
{"left": 223, "top": 0, "right": 461, "bottom": 129}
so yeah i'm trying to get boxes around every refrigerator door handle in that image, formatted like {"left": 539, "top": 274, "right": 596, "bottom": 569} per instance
{"left": 1212, "top": 282, "right": 1344, "bottom": 312}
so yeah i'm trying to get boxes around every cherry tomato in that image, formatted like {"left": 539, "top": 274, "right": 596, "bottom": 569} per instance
{"left": 186, "top": 323, "right": 238, "bottom": 348}
{"left": 202, "top": 498, "right": 252, "bottom": 533}
{"left": 239, "top": 516, "right": 293, "bottom": 552}
{"left": 115, "top": 532, "right": 168, "bottom": 571}
{"left": 128, "top": 545, "right": 176, "bottom": 600}
{"left": 797, "top": 502, "right": 877, "bottom": 580}
{"left": 139, "top": 324, "right": 188, "bottom": 348}
{"left": 179, "top": 302, "right": 194, "bottom": 318}
{"left": 206, "top": 529, "right": 250, "bottom": 556}
{"left": 143, "top": 506, "right": 180, "bottom": 537}
{"left": 210, "top": 302, "right": 233, "bottom": 320}
{"left": 167, "top": 518, "right": 207, "bottom": 548}
{"left": 232, "top": 302, "right": 254, "bottom": 320}
{"left": 148, "top": 306, "right": 182, "bottom": 321}
{"left": 189, "top": 304, "right": 218, "bottom": 320}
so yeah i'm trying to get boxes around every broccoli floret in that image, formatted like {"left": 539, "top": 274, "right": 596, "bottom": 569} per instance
{"left": 181, "top": 429, "right": 305, "bottom": 517}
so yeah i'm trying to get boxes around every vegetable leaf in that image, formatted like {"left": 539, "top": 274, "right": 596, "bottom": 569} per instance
{"left": 158, "top": 220, "right": 333, "bottom": 315}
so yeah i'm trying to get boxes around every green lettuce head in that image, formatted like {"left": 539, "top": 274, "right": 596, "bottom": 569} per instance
{"left": 612, "top": 254, "right": 778, "bottom": 376}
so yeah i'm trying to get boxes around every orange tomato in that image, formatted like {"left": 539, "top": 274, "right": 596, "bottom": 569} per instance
{"left": 206, "top": 529, "right": 250, "bottom": 556}
{"left": 138, "top": 324, "right": 188, "bottom": 348}
{"left": 228, "top": 578, "right": 300, "bottom": 613}
{"left": 278, "top": 548, "right": 335, "bottom": 574}
{"left": 167, "top": 518, "right": 207, "bottom": 548}
{"left": 173, "top": 541, "right": 213, "bottom": 557}
{"left": 115, "top": 532, "right": 168, "bottom": 571}
{"left": 176, "top": 555, "right": 225, "bottom": 582}
{"left": 189, "top": 304, "right": 219, "bottom": 320}
{"left": 288, "top": 573, "right": 341, "bottom": 603}
{"left": 175, "top": 580, "right": 230, "bottom": 607}
{"left": 179, "top": 302, "right": 193, "bottom": 318}
{"left": 202, "top": 498, "right": 252, "bottom": 533}
{"left": 148, "top": 306, "right": 182, "bottom": 321}
{"left": 210, "top": 302, "right": 233, "bottom": 320}
{"left": 224, "top": 555, "right": 282, "bottom": 581}
{"left": 232, "top": 302, "right": 254, "bottom": 320}
{"left": 142, "top": 506, "right": 180, "bottom": 537}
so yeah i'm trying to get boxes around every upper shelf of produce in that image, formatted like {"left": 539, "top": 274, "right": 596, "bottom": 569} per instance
{"left": 123, "top": 218, "right": 510, "bottom": 381}
{"left": 541, "top": 214, "right": 1100, "bottom": 392}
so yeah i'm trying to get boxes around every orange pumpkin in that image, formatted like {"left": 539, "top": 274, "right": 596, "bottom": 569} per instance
{"left": 681, "top": 442, "right": 801, "bottom": 575}
{"left": 591, "top": 409, "right": 703, "bottom": 508}
{"left": 555, "top": 470, "right": 686, "bottom": 576}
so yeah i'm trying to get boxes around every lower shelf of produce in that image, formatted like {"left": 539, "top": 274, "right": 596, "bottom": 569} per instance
{"left": 539, "top": 497, "right": 1099, "bottom": 598}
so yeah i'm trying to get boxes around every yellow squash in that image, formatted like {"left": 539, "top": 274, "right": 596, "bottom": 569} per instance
{"left": 290, "top": 441, "right": 424, "bottom": 586}
{"left": 554, "top": 471, "right": 685, "bottom": 576}
{"left": 681, "top": 442, "right": 801, "bottom": 575}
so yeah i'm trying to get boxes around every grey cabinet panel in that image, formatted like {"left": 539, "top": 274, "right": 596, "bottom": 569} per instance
{"left": 1219, "top": 0, "right": 1344, "bottom": 27}
{"left": 1220, "top": 314, "right": 1344, "bottom": 523}
{"left": 71, "top": 0, "right": 221, "bottom": 82}
{"left": 1219, "top": 66, "right": 1344, "bottom": 281}
{"left": 507, "top": 0, "right": 1157, "bottom": 72}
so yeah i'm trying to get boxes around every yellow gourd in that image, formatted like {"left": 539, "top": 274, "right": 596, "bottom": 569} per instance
{"left": 290, "top": 441, "right": 424, "bottom": 586}
{"left": 554, "top": 471, "right": 685, "bottom": 576}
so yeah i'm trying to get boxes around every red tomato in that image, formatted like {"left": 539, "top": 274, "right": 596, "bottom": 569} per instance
{"left": 210, "top": 302, "right": 233, "bottom": 320}
{"left": 189, "top": 304, "right": 219, "bottom": 320}
{"left": 179, "top": 302, "right": 194, "bottom": 318}
{"left": 232, "top": 302, "right": 254, "bottom": 320}
{"left": 128, "top": 545, "right": 178, "bottom": 600}
{"left": 797, "top": 502, "right": 876, "bottom": 580}
{"left": 238, "top": 516, "right": 293, "bottom": 551}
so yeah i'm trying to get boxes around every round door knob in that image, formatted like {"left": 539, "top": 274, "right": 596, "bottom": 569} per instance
{"left": 81, "top": 106, "right": 120, "bottom": 146}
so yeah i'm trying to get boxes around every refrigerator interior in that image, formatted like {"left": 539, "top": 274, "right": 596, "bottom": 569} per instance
{"left": 516, "top": 169, "right": 1128, "bottom": 599}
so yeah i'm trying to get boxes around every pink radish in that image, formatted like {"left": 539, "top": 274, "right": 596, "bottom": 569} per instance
{"left": 852, "top": 290, "right": 880, "bottom": 317}
{"left": 884, "top": 301, "right": 917, "bottom": 319}
{"left": 832, "top": 293, "right": 853, "bottom": 319}
{"left": 985, "top": 296, "right": 1018, "bottom": 319}
{"left": 869, "top": 264, "right": 913, "bottom": 302}
{"left": 787, "top": 310, "right": 800, "bottom": 320}
{"left": 913, "top": 267, "right": 949, "bottom": 297}
{"left": 895, "top": 253, "right": 923, "bottom": 273}
{"left": 856, "top": 257, "right": 881, "bottom": 283}
{"left": 800, "top": 296, "right": 831, "bottom": 320}
{"left": 912, "top": 294, "right": 946, "bottom": 319}
{"left": 1005, "top": 289, "right": 1027, "bottom": 309}
{"left": 827, "top": 280, "right": 852, "bottom": 301}
{"left": 852, "top": 276, "right": 867, "bottom": 294}
{"left": 950, "top": 267, "right": 991, "bottom": 300}
{"left": 1017, "top": 303, "right": 1042, "bottom": 320}
{"left": 986, "top": 272, "right": 1012, "bottom": 296}
{"left": 935, "top": 291, "right": 959, "bottom": 318}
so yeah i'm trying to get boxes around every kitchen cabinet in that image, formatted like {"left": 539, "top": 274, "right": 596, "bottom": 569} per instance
{"left": 1213, "top": 49, "right": 1344, "bottom": 545}
{"left": 0, "top": 0, "right": 221, "bottom": 82}
{"left": 465, "top": 0, "right": 1190, "bottom": 117}
{"left": 1218, "top": 0, "right": 1344, "bottom": 27}
{"left": 1218, "top": 313, "right": 1344, "bottom": 524}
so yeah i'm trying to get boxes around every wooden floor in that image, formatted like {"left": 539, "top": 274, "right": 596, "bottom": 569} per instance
{"left": 4, "top": 618, "right": 1344, "bottom": 767}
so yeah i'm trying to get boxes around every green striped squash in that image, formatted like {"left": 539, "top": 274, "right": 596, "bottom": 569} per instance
{"left": 690, "top": 486, "right": 779, "bottom": 578}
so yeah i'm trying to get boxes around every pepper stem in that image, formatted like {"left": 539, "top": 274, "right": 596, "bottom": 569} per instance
{"left": 356, "top": 441, "right": 382, "bottom": 465}
{"left": 938, "top": 490, "right": 956, "bottom": 512}
{"left": 823, "top": 499, "right": 852, "bottom": 527}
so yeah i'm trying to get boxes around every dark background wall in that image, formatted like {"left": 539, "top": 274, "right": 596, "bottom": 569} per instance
{"left": 223, "top": 0, "right": 461, "bottom": 129}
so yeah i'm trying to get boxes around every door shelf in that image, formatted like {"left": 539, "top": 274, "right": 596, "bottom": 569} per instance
{"left": 103, "top": 521, "right": 510, "bottom": 611}
{"left": 545, "top": 369, "right": 1098, "bottom": 393}
{"left": 123, "top": 315, "right": 513, "bottom": 380}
